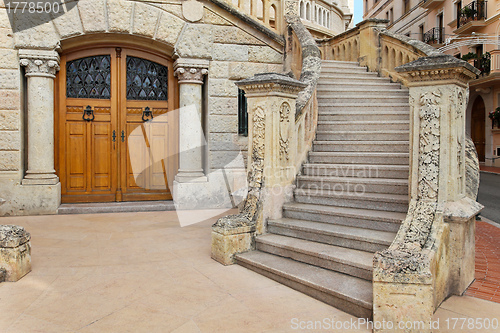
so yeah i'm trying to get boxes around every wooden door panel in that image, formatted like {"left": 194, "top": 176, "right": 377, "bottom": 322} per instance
{"left": 126, "top": 122, "right": 149, "bottom": 190}
{"left": 66, "top": 122, "right": 86, "bottom": 192}
{"left": 91, "top": 122, "right": 113, "bottom": 191}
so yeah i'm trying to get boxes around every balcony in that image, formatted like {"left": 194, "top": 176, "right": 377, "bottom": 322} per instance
{"left": 469, "top": 50, "right": 500, "bottom": 87}
{"left": 455, "top": 0, "right": 487, "bottom": 34}
{"left": 423, "top": 27, "right": 445, "bottom": 45}
{"left": 422, "top": 0, "right": 446, "bottom": 10}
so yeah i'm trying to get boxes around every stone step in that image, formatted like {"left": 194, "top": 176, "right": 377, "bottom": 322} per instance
{"left": 317, "top": 89, "right": 409, "bottom": 97}
{"left": 318, "top": 103, "right": 410, "bottom": 110}
{"left": 313, "top": 141, "right": 409, "bottom": 153}
{"left": 318, "top": 76, "right": 394, "bottom": 84}
{"left": 267, "top": 218, "right": 395, "bottom": 252}
{"left": 297, "top": 175, "right": 408, "bottom": 196}
{"left": 294, "top": 188, "right": 409, "bottom": 213}
{"left": 302, "top": 163, "right": 409, "bottom": 179}
{"left": 317, "top": 121, "right": 409, "bottom": 132}
{"left": 321, "top": 60, "right": 361, "bottom": 67}
{"left": 57, "top": 201, "right": 175, "bottom": 215}
{"left": 320, "top": 67, "right": 370, "bottom": 74}
{"left": 235, "top": 251, "right": 373, "bottom": 318}
{"left": 317, "top": 81, "right": 403, "bottom": 89}
{"left": 308, "top": 151, "right": 409, "bottom": 165}
{"left": 283, "top": 202, "right": 405, "bottom": 232}
{"left": 317, "top": 96, "right": 409, "bottom": 104}
{"left": 316, "top": 130, "right": 409, "bottom": 141}
{"left": 256, "top": 234, "right": 373, "bottom": 281}
{"left": 318, "top": 111, "right": 409, "bottom": 121}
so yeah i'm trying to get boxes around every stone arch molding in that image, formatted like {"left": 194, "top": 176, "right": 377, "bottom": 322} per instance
{"left": 11, "top": 0, "right": 188, "bottom": 53}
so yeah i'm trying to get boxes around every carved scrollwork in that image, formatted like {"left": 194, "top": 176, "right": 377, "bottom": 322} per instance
{"left": 20, "top": 58, "right": 60, "bottom": 78}
{"left": 248, "top": 106, "right": 266, "bottom": 191}
{"left": 417, "top": 91, "right": 441, "bottom": 200}
{"left": 174, "top": 66, "right": 209, "bottom": 83}
{"left": 279, "top": 102, "right": 291, "bottom": 162}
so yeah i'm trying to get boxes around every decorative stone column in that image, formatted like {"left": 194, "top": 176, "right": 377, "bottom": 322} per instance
{"left": 372, "top": 55, "right": 483, "bottom": 333}
{"left": 211, "top": 73, "right": 306, "bottom": 265}
{"left": 19, "top": 49, "right": 60, "bottom": 185}
{"left": 173, "top": 58, "right": 209, "bottom": 183}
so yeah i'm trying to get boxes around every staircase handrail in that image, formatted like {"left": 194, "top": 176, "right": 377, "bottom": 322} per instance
{"left": 285, "top": 13, "right": 322, "bottom": 171}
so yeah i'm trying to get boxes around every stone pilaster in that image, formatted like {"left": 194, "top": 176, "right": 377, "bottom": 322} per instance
{"left": 372, "top": 55, "right": 483, "bottom": 333}
{"left": 173, "top": 58, "right": 209, "bottom": 183}
{"left": 171, "top": 58, "right": 213, "bottom": 210}
{"left": 211, "top": 73, "right": 306, "bottom": 265}
{"left": 19, "top": 49, "right": 60, "bottom": 185}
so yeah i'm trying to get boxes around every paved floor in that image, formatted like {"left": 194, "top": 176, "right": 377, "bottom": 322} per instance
{"left": 0, "top": 211, "right": 499, "bottom": 332}
{"left": 478, "top": 171, "right": 500, "bottom": 224}
{"left": 480, "top": 165, "right": 500, "bottom": 175}
{"left": 466, "top": 220, "right": 500, "bottom": 303}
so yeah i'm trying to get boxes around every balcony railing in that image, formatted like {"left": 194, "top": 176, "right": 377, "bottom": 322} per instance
{"left": 474, "top": 56, "right": 491, "bottom": 75}
{"left": 458, "top": 0, "right": 487, "bottom": 28}
{"left": 423, "top": 27, "right": 444, "bottom": 44}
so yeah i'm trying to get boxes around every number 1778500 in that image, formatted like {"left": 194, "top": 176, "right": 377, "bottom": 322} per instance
{"left": 6, "top": 2, "right": 61, "bottom": 14}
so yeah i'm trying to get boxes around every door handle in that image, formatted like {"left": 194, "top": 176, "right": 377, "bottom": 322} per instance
{"left": 83, "top": 105, "right": 95, "bottom": 122}
{"left": 121, "top": 130, "right": 125, "bottom": 142}
{"left": 142, "top": 106, "right": 153, "bottom": 122}
{"left": 112, "top": 130, "right": 116, "bottom": 143}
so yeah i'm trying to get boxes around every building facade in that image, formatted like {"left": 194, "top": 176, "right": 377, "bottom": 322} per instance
{"left": 0, "top": 0, "right": 352, "bottom": 216}
{"left": 364, "top": 0, "right": 500, "bottom": 166}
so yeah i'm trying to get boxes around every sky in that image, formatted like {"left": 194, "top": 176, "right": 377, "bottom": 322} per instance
{"left": 353, "top": 0, "right": 363, "bottom": 25}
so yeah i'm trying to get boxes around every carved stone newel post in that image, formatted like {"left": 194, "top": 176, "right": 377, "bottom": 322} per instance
{"left": 19, "top": 49, "right": 60, "bottom": 185}
{"left": 372, "top": 55, "right": 483, "bottom": 333}
{"left": 211, "top": 73, "right": 306, "bottom": 265}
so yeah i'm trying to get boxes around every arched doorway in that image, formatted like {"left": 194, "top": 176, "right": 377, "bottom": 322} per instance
{"left": 471, "top": 96, "right": 486, "bottom": 162}
{"left": 55, "top": 46, "right": 178, "bottom": 203}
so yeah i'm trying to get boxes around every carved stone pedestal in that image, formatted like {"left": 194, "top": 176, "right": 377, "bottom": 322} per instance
{"left": 0, "top": 225, "right": 31, "bottom": 282}
{"left": 211, "top": 73, "right": 306, "bottom": 265}
{"left": 211, "top": 222, "right": 255, "bottom": 265}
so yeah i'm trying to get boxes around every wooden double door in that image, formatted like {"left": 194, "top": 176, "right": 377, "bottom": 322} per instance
{"left": 56, "top": 47, "right": 178, "bottom": 203}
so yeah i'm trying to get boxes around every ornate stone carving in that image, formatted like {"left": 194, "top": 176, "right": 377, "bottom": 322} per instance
{"left": 19, "top": 49, "right": 60, "bottom": 78}
{"left": 279, "top": 102, "right": 291, "bottom": 162}
{"left": 213, "top": 104, "right": 266, "bottom": 230}
{"left": 455, "top": 88, "right": 466, "bottom": 195}
{"left": 417, "top": 91, "right": 441, "bottom": 200}
{"left": 173, "top": 58, "right": 209, "bottom": 84}
{"left": 248, "top": 105, "right": 266, "bottom": 192}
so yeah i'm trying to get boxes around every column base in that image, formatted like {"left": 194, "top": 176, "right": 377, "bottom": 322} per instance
{"left": 174, "top": 170, "right": 208, "bottom": 183}
{"left": 22, "top": 176, "right": 59, "bottom": 185}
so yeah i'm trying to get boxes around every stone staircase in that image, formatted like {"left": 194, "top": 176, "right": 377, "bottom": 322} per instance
{"left": 235, "top": 60, "right": 410, "bottom": 319}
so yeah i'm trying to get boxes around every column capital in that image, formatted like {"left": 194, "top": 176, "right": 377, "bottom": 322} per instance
{"left": 395, "top": 55, "right": 479, "bottom": 88}
{"left": 173, "top": 58, "right": 209, "bottom": 84}
{"left": 19, "top": 49, "right": 60, "bottom": 78}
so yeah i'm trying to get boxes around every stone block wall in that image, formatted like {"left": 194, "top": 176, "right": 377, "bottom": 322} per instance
{"left": 0, "top": 0, "right": 286, "bottom": 215}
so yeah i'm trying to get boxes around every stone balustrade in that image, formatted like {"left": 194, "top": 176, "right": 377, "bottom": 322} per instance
{"left": 319, "top": 19, "right": 441, "bottom": 84}
{"left": 219, "top": 0, "right": 285, "bottom": 32}
{"left": 211, "top": 7, "right": 321, "bottom": 265}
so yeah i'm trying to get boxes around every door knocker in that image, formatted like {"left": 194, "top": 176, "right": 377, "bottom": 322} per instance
{"left": 142, "top": 106, "right": 153, "bottom": 122}
{"left": 83, "top": 105, "right": 95, "bottom": 122}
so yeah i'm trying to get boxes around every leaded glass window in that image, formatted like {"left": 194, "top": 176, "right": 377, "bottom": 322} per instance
{"left": 66, "top": 55, "right": 111, "bottom": 99}
{"left": 126, "top": 56, "right": 168, "bottom": 101}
